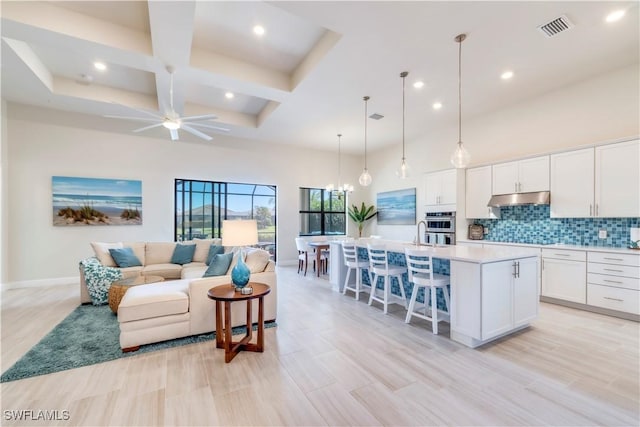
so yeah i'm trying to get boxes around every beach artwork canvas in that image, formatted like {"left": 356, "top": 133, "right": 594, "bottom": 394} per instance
{"left": 377, "top": 188, "right": 416, "bottom": 225}
{"left": 52, "top": 176, "right": 142, "bottom": 226}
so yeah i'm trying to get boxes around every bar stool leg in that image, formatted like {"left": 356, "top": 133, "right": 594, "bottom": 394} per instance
{"left": 405, "top": 283, "right": 419, "bottom": 323}
{"left": 431, "top": 286, "right": 438, "bottom": 335}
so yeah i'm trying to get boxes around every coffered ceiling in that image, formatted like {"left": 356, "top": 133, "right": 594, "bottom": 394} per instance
{"left": 1, "top": 1, "right": 638, "bottom": 152}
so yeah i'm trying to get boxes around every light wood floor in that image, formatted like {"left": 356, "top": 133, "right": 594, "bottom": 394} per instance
{"left": 1, "top": 266, "right": 638, "bottom": 426}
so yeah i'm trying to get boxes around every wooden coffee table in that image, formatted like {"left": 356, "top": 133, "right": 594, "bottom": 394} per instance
{"left": 207, "top": 283, "right": 271, "bottom": 363}
{"left": 108, "top": 275, "right": 165, "bottom": 313}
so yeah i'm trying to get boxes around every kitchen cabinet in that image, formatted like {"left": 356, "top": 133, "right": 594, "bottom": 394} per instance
{"left": 541, "top": 248, "right": 586, "bottom": 303}
{"left": 424, "top": 169, "right": 457, "bottom": 212}
{"left": 492, "top": 156, "right": 549, "bottom": 195}
{"left": 465, "top": 166, "right": 500, "bottom": 219}
{"left": 451, "top": 255, "right": 539, "bottom": 347}
{"left": 550, "top": 140, "right": 640, "bottom": 218}
{"left": 587, "top": 251, "right": 640, "bottom": 315}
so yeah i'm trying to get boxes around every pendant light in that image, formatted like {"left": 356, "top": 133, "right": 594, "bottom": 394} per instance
{"left": 358, "top": 96, "right": 372, "bottom": 186}
{"left": 396, "top": 71, "right": 410, "bottom": 179}
{"left": 327, "top": 134, "right": 353, "bottom": 198}
{"left": 450, "top": 33, "right": 471, "bottom": 169}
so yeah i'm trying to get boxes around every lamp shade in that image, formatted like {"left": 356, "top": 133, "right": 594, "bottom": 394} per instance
{"left": 222, "top": 220, "right": 258, "bottom": 247}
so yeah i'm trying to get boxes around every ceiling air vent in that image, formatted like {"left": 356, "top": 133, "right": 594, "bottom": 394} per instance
{"left": 369, "top": 113, "right": 384, "bottom": 120}
{"left": 537, "top": 15, "right": 574, "bottom": 38}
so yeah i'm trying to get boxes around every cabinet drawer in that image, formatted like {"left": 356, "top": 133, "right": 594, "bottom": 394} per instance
{"left": 588, "top": 251, "right": 640, "bottom": 267}
{"left": 541, "top": 248, "right": 586, "bottom": 262}
{"left": 587, "top": 273, "right": 640, "bottom": 291}
{"left": 587, "top": 284, "right": 640, "bottom": 315}
{"left": 588, "top": 262, "right": 640, "bottom": 279}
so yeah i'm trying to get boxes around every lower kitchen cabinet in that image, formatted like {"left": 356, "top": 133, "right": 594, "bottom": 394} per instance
{"left": 587, "top": 252, "right": 640, "bottom": 315}
{"left": 541, "top": 248, "right": 586, "bottom": 304}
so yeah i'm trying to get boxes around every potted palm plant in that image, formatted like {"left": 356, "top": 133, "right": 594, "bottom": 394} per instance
{"left": 348, "top": 202, "right": 377, "bottom": 238}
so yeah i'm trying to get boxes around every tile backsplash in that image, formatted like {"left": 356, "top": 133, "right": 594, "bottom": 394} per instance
{"left": 472, "top": 205, "right": 640, "bottom": 248}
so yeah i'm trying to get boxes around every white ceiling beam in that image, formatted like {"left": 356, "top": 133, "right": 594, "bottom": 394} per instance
{"left": 2, "top": 37, "right": 53, "bottom": 93}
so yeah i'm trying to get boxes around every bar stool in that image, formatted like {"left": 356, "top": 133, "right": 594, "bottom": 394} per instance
{"left": 341, "top": 241, "right": 369, "bottom": 300}
{"left": 367, "top": 244, "right": 407, "bottom": 314}
{"left": 404, "top": 248, "right": 450, "bottom": 334}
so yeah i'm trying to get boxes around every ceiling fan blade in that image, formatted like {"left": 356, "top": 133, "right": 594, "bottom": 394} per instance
{"left": 181, "top": 125, "right": 213, "bottom": 141}
{"left": 170, "top": 128, "right": 179, "bottom": 141}
{"left": 104, "top": 115, "right": 160, "bottom": 123}
{"left": 133, "top": 123, "right": 164, "bottom": 133}
{"left": 180, "top": 114, "right": 218, "bottom": 122}
{"left": 187, "top": 122, "right": 230, "bottom": 132}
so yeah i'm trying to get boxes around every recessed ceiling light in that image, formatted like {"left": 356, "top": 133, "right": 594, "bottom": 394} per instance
{"left": 225, "top": 92, "right": 234, "bottom": 99}
{"left": 501, "top": 70, "right": 514, "bottom": 80}
{"left": 413, "top": 81, "right": 425, "bottom": 89}
{"left": 432, "top": 102, "right": 442, "bottom": 110}
{"left": 605, "top": 9, "right": 626, "bottom": 23}
{"left": 93, "top": 61, "right": 107, "bottom": 71}
{"left": 253, "top": 25, "right": 265, "bottom": 36}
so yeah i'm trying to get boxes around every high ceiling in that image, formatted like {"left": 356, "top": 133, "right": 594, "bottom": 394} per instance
{"left": 2, "top": 1, "right": 638, "bottom": 153}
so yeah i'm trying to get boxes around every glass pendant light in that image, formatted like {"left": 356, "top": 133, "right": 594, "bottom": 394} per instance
{"left": 358, "top": 96, "right": 372, "bottom": 186}
{"left": 450, "top": 34, "right": 471, "bottom": 169}
{"left": 396, "top": 71, "right": 411, "bottom": 179}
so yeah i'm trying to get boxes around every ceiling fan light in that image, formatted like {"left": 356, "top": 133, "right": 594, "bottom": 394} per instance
{"left": 163, "top": 119, "right": 180, "bottom": 130}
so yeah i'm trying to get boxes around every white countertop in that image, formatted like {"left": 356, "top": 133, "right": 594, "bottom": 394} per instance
{"left": 458, "top": 239, "right": 640, "bottom": 255}
{"left": 351, "top": 238, "right": 539, "bottom": 264}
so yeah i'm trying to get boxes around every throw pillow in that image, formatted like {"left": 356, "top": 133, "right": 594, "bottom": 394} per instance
{"left": 203, "top": 252, "right": 233, "bottom": 277}
{"left": 90, "top": 242, "right": 124, "bottom": 267}
{"left": 79, "top": 257, "right": 123, "bottom": 305}
{"left": 244, "top": 248, "right": 271, "bottom": 273}
{"left": 108, "top": 247, "right": 143, "bottom": 268}
{"left": 171, "top": 244, "right": 196, "bottom": 265}
{"left": 206, "top": 244, "right": 224, "bottom": 265}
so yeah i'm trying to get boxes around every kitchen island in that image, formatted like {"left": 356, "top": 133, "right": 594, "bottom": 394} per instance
{"left": 332, "top": 239, "right": 540, "bottom": 348}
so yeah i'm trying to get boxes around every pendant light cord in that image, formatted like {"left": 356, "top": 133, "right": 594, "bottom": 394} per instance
{"left": 364, "top": 97, "right": 368, "bottom": 169}
{"left": 337, "top": 134, "right": 342, "bottom": 185}
{"left": 457, "top": 35, "right": 464, "bottom": 145}
{"left": 401, "top": 71, "right": 407, "bottom": 160}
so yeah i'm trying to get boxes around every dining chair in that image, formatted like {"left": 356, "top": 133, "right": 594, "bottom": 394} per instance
{"left": 294, "top": 237, "right": 309, "bottom": 276}
{"left": 404, "top": 248, "right": 451, "bottom": 334}
{"left": 367, "top": 243, "right": 408, "bottom": 314}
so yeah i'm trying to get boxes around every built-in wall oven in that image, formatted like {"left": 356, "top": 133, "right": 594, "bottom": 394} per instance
{"left": 424, "top": 211, "right": 456, "bottom": 245}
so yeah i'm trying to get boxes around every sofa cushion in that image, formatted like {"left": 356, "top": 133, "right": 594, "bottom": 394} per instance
{"left": 203, "top": 252, "right": 233, "bottom": 277}
{"left": 171, "top": 244, "right": 196, "bottom": 265}
{"left": 145, "top": 242, "right": 177, "bottom": 265}
{"left": 188, "top": 238, "right": 222, "bottom": 263}
{"left": 120, "top": 266, "right": 144, "bottom": 278}
{"left": 118, "top": 280, "right": 189, "bottom": 323}
{"left": 181, "top": 266, "right": 208, "bottom": 279}
{"left": 206, "top": 245, "right": 224, "bottom": 265}
{"left": 109, "top": 247, "right": 143, "bottom": 268}
{"left": 123, "top": 242, "right": 146, "bottom": 265}
{"left": 90, "top": 242, "right": 123, "bottom": 267}
{"left": 142, "top": 263, "right": 182, "bottom": 280}
{"left": 245, "top": 248, "right": 271, "bottom": 273}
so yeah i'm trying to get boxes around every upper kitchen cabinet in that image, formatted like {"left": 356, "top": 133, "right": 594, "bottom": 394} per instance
{"left": 492, "top": 156, "right": 549, "bottom": 195}
{"left": 551, "top": 140, "right": 640, "bottom": 218}
{"left": 424, "top": 169, "right": 457, "bottom": 212}
{"left": 466, "top": 166, "right": 500, "bottom": 219}
{"left": 595, "top": 139, "right": 639, "bottom": 217}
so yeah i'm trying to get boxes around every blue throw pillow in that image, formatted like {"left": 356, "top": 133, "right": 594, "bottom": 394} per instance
{"left": 108, "top": 247, "right": 142, "bottom": 268}
{"left": 206, "top": 244, "right": 224, "bottom": 265}
{"left": 171, "top": 244, "right": 196, "bottom": 265}
{"left": 203, "top": 252, "right": 233, "bottom": 277}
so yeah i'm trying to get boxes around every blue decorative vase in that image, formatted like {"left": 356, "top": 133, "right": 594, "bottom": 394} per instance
{"left": 231, "top": 252, "right": 250, "bottom": 289}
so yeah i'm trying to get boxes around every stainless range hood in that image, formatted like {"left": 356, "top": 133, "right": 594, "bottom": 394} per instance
{"left": 487, "top": 191, "right": 550, "bottom": 207}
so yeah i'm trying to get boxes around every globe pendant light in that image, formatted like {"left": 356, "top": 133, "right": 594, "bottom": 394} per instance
{"left": 358, "top": 96, "right": 372, "bottom": 186}
{"left": 450, "top": 33, "right": 471, "bottom": 169}
{"left": 396, "top": 71, "right": 411, "bottom": 179}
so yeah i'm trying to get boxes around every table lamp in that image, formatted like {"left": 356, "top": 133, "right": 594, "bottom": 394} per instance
{"left": 222, "top": 219, "right": 258, "bottom": 293}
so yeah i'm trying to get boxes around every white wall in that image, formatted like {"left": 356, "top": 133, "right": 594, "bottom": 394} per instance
{"left": 1, "top": 99, "right": 8, "bottom": 283}
{"left": 4, "top": 103, "right": 365, "bottom": 283}
{"left": 364, "top": 64, "right": 640, "bottom": 240}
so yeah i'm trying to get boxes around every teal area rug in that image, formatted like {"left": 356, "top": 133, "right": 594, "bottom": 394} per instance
{"left": 1, "top": 304, "right": 276, "bottom": 383}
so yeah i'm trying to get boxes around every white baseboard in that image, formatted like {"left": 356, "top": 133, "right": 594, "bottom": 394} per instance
{"left": 2, "top": 276, "right": 79, "bottom": 290}
{"left": 276, "top": 260, "right": 298, "bottom": 267}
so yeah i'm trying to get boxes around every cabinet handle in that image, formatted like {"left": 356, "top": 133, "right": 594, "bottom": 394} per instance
{"left": 512, "top": 262, "right": 517, "bottom": 278}
{"left": 604, "top": 296, "right": 624, "bottom": 302}
{"left": 515, "top": 182, "right": 518, "bottom": 192}
{"left": 603, "top": 257, "right": 624, "bottom": 261}
{"left": 596, "top": 204, "right": 599, "bottom": 216}
{"left": 554, "top": 253, "right": 571, "bottom": 257}
{"left": 516, "top": 261, "right": 520, "bottom": 278}
{"left": 542, "top": 259, "right": 545, "bottom": 270}
{"left": 589, "top": 204, "right": 593, "bottom": 216}
{"left": 518, "top": 182, "right": 522, "bottom": 192}
{"left": 603, "top": 279, "right": 623, "bottom": 284}
{"left": 604, "top": 268, "right": 623, "bottom": 273}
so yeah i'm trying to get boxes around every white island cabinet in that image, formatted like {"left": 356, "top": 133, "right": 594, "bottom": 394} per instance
{"left": 450, "top": 254, "right": 539, "bottom": 348}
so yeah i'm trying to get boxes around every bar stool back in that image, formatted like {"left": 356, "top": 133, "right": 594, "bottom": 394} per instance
{"left": 341, "top": 242, "right": 369, "bottom": 300}
{"left": 367, "top": 243, "right": 408, "bottom": 314}
{"left": 404, "top": 248, "right": 451, "bottom": 334}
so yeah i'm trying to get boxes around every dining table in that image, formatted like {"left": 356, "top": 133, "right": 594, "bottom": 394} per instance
{"left": 307, "top": 241, "right": 330, "bottom": 277}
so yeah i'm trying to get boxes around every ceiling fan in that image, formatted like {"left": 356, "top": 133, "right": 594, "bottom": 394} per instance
{"left": 104, "top": 66, "right": 230, "bottom": 141}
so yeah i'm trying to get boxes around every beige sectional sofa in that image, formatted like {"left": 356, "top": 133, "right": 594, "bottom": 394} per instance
{"left": 80, "top": 239, "right": 277, "bottom": 351}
